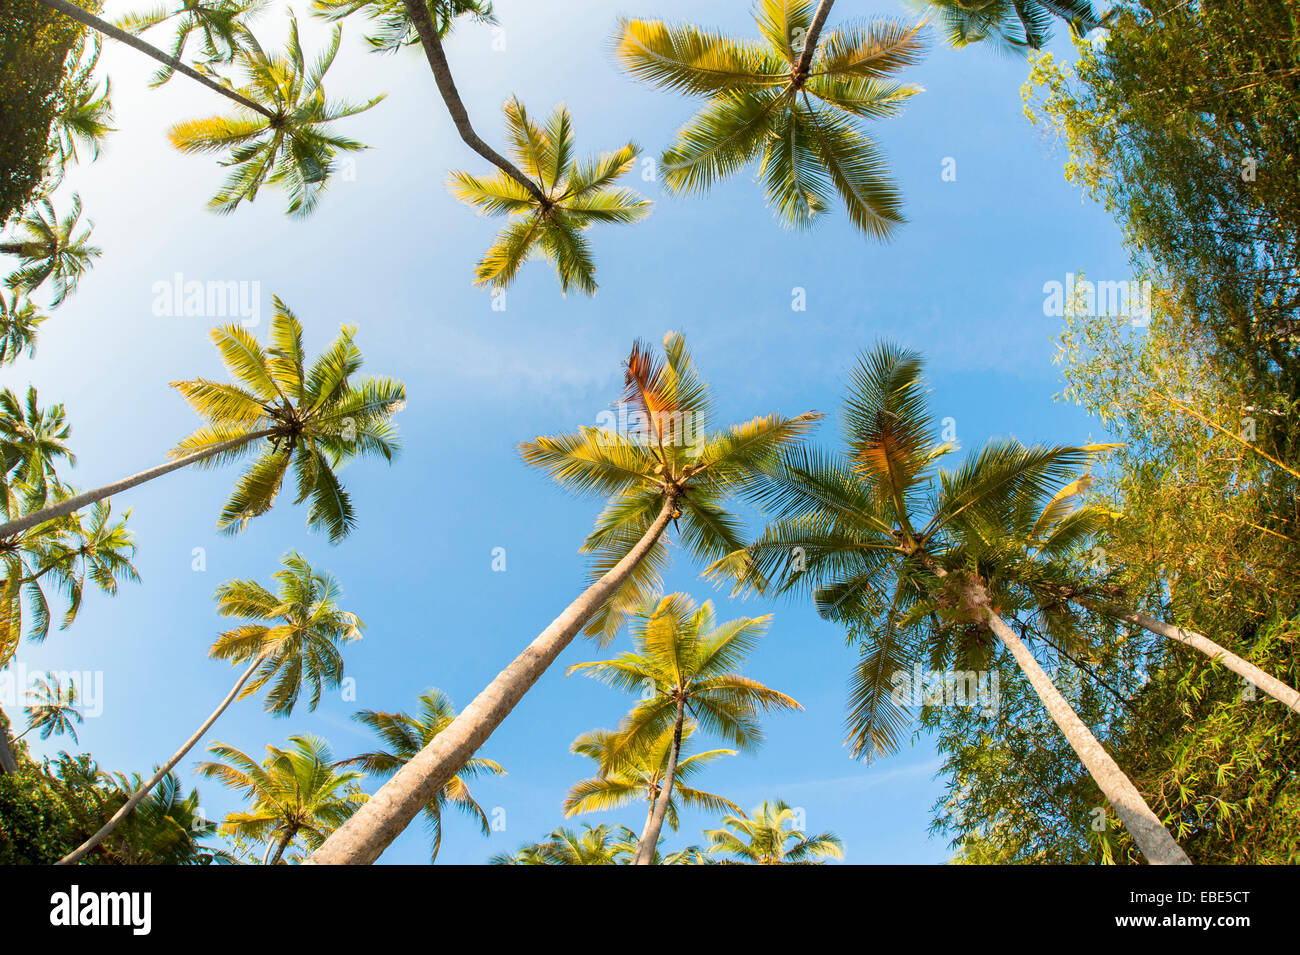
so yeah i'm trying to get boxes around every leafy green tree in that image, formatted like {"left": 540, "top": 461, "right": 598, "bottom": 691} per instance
{"left": 0, "top": 291, "right": 44, "bottom": 364}
{"left": 490, "top": 822, "right": 635, "bottom": 865}
{"left": 58, "top": 553, "right": 363, "bottom": 863}
{"left": 0, "top": 194, "right": 100, "bottom": 306}
{"left": 308, "top": 333, "right": 817, "bottom": 864}
{"left": 15, "top": 673, "right": 81, "bottom": 744}
{"left": 0, "top": 300, "right": 405, "bottom": 542}
{"left": 917, "top": 0, "right": 1101, "bottom": 52}
{"left": 564, "top": 722, "right": 738, "bottom": 861}
{"left": 0, "top": 385, "right": 75, "bottom": 509}
{"left": 449, "top": 98, "right": 650, "bottom": 294}
{"left": 613, "top": 0, "right": 924, "bottom": 238}
{"left": 705, "top": 799, "right": 843, "bottom": 864}
{"left": 200, "top": 734, "right": 367, "bottom": 863}
{"left": 712, "top": 342, "right": 1189, "bottom": 864}
{"left": 569, "top": 592, "right": 798, "bottom": 864}
{"left": 339, "top": 689, "right": 505, "bottom": 862}
{"left": 115, "top": 0, "right": 267, "bottom": 87}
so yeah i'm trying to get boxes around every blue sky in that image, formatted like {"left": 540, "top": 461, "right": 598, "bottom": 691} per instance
{"left": 3, "top": 0, "right": 1134, "bottom": 863}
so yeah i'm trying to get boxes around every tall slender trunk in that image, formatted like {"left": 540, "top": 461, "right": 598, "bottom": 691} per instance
{"left": 794, "top": 0, "right": 835, "bottom": 78}
{"left": 399, "top": 0, "right": 549, "bottom": 205}
{"left": 1078, "top": 597, "right": 1300, "bottom": 715}
{"left": 0, "top": 243, "right": 40, "bottom": 256}
{"left": 58, "top": 649, "right": 269, "bottom": 865}
{"left": 0, "top": 430, "right": 271, "bottom": 539}
{"left": 983, "top": 606, "right": 1190, "bottom": 864}
{"left": 632, "top": 697, "right": 685, "bottom": 865}
{"left": 267, "top": 825, "right": 297, "bottom": 865}
{"left": 0, "top": 713, "right": 19, "bottom": 775}
{"left": 307, "top": 494, "right": 680, "bottom": 865}
{"left": 35, "top": 0, "right": 276, "bottom": 118}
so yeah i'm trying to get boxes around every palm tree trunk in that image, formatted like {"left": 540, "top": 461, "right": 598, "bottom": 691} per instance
{"left": 795, "top": 0, "right": 835, "bottom": 78}
{"left": 1078, "top": 597, "right": 1300, "bottom": 714}
{"left": 267, "top": 825, "right": 297, "bottom": 865}
{"left": 34, "top": 0, "right": 277, "bottom": 119}
{"left": 0, "top": 713, "right": 19, "bottom": 775}
{"left": 632, "top": 697, "right": 685, "bottom": 865}
{"left": 306, "top": 494, "right": 680, "bottom": 865}
{"left": 0, "top": 243, "right": 39, "bottom": 255}
{"left": 399, "top": 0, "right": 550, "bottom": 205}
{"left": 57, "top": 649, "right": 269, "bottom": 865}
{"left": 983, "top": 606, "right": 1190, "bottom": 864}
{"left": 0, "top": 429, "right": 272, "bottom": 539}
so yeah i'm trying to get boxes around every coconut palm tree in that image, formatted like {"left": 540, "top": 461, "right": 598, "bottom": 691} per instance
{"left": 50, "top": 37, "right": 115, "bottom": 169}
{"left": 710, "top": 342, "right": 1191, "bottom": 865}
{"left": 0, "top": 292, "right": 44, "bottom": 365}
{"left": 613, "top": 0, "right": 924, "bottom": 239}
{"left": 569, "top": 593, "right": 799, "bottom": 864}
{"left": 115, "top": 0, "right": 266, "bottom": 86}
{"left": 0, "top": 194, "right": 101, "bottom": 306}
{"left": 953, "top": 468, "right": 1300, "bottom": 715}
{"left": 449, "top": 97, "right": 651, "bottom": 294}
{"left": 312, "top": 0, "right": 493, "bottom": 53}
{"left": 915, "top": 0, "right": 1102, "bottom": 52}
{"left": 307, "top": 332, "right": 819, "bottom": 865}
{"left": 15, "top": 673, "right": 82, "bottom": 744}
{"left": 705, "top": 799, "right": 843, "bottom": 864}
{"left": 168, "top": 14, "right": 384, "bottom": 216}
{"left": 338, "top": 689, "right": 505, "bottom": 862}
{"left": 490, "top": 823, "right": 633, "bottom": 865}
{"left": 0, "top": 386, "right": 75, "bottom": 510}
{"left": 565, "top": 723, "right": 738, "bottom": 860}
{"left": 199, "top": 735, "right": 366, "bottom": 863}
{"left": 57, "top": 553, "right": 363, "bottom": 864}
{"left": 0, "top": 299, "right": 405, "bottom": 541}
{"left": 1, "top": 494, "right": 137, "bottom": 667}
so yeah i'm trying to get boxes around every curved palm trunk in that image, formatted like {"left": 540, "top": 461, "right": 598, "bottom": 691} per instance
{"left": 57, "top": 650, "right": 269, "bottom": 865}
{"left": 399, "top": 0, "right": 549, "bottom": 205}
{"left": 0, "top": 714, "right": 18, "bottom": 775}
{"left": 1079, "top": 598, "right": 1300, "bottom": 715}
{"left": 794, "top": 0, "right": 835, "bottom": 78}
{"left": 34, "top": 0, "right": 276, "bottom": 119}
{"left": 267, "top": 825, "right": 298, "bottom": 865}
{"left": 0, "top": 430, "right": 271, "bottom": 539}
{"left": 632, "top": 697, "right": 685, "bottom": 865}
{"left": 984, "top": 606, "right": 1190, "bottom": 864}
{"left": 307, "top": 495, "right": 680, "bottom": 865}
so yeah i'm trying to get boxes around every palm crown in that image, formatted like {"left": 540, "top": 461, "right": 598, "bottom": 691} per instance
{"left": 0, "top": 291, "right": 44, "bottom": 364}
{"left": 614, "top": 0, "right": 925, "bottom": 238}
{"left": 520, "top": 332, "right": 820, "bottom": 643}
{"left": 199, "top": 734, "right": 366, "bottom": 863}
{"left": 564, "top": 723, "right": 738, "bottom": 830}
{"left": 710, "top": 342, "right": 1097, "bottom": 758}
{"left": 167, "top": 13, "right": 384, "bottom": 216}
{"left": 339, "top": 688, "right": 505, "bottom": 862}
{"left": 311, "top": 0, "right": 494, "bottom": 53}
{"left": 449, "top": 97, "right": 651, "bottom": 295}
{"left": 1, "top": 386, "right": 75, "bottom": 510}
{"left": 170, "top": 297, "right": 404, "bottom": 542}
{"left": 917, "top": 0, "right": 1102, "bottom": 51}
{"left": 20, "top": 674, "right": 82, "bottom": 744}
{"left": 705, "top": 798, "right": 844, "bottom": 864}
{"left": 570, "top": 593, "right": 799, "bottom": 756}
{"left": 1, "top": 194, "right": 102, "bottom": 306}
{"left": 209, "top": 552, "right": 363, "bottom": 715}
{"left": 117, "top": 0, "right": 268, "bottom": 86}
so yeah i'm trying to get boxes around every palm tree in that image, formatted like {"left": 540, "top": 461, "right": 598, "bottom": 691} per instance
{"left": 312, "top": 0, "right": 494, "bottom": 54}
{"left": 15, "top": 673, "right": 82, "bottom": 744}
{"left": 705, "top": 799, "right": 843, "bottom": 864}
{"left": 565, "top": 723, "right": 738, "bottom": 862}
{"left": 57, "top": 553, "right": 363, "bottom": 864}
{"left": 915, "top": 0, "right": 1102, "bottom": 51}
{"left": 0, "top": 291, "right": 44, "bottom": 364}
{"left": 0, "top": 386, "right": 75, "bottom": 510}
{"left": 955, "top": 468, "right": 1300, "bottom": 714}
{"left": 0, "top": 194, "right": 101, "bottom": 306}
{"left": 307, "top": 332, "right": 819, "bottom": 864}
{"left": 569, "top": 593, "right": 799, "bottom": 864}
{"left": 1, "top": 495, "right": 138, "bottom": 667}
{"left": 168, "top": 14, "right": 385, "bottom": 216}
{"left": 613, "top": 0, "right": 925, "bottom": 239}
{"left": 338, "top": 689, "right": 505, "bottom": 862}
{"left": 50, "top": 37, "right": 115, "bottom": 169}
{"left": 199, "top": 734, "right": 366, "bottom": 863}
{"left": 490, "top": 823, "right": 632, "bottom": 865}
{"left": 711, "top": 342, "right": 1191, "bottom": 865}
{"left": 449, "top": 98, "right": 650, "bottom": 294}
{"left": 0, "top": 299, "right": 405, "bottom": 541}
{"left": 115, "top": 0, "right": 267, "bottom": 86}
